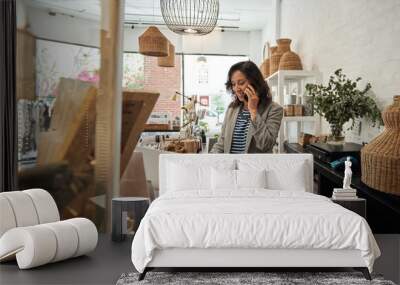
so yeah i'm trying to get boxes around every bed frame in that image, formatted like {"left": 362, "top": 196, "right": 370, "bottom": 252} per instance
{"left": 139, "top": 248, "right": 371, "bottom": 280}
{"left": 138, "top": 154, "right": 372, "bottom": 281}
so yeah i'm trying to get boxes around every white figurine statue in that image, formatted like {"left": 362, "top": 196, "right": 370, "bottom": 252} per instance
{"left": 343, "top": 156, "right": 353, "bottom": 189}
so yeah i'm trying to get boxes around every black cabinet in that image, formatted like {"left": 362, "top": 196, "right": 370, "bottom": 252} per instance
{"left": 285, "top": 142, "right": 400, "bottom": 234}
{"left": 332, "top": 198, "right": 366, "bottom": 219}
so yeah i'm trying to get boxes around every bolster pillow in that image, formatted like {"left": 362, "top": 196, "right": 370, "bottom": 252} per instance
{"left": 0, "top": 189, "right": 60, "bottom": 237}
{"left": 0, "top": 218, "right": 98, "bottom": 269}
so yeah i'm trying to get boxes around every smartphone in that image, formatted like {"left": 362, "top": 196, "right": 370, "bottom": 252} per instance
{"left": 244, "top": 85, "right": 252, "bottom": 101}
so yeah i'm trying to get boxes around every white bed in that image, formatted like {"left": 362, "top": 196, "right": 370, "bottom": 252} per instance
{"left": 131, "top": 154, "right": 380, "bottom": 280}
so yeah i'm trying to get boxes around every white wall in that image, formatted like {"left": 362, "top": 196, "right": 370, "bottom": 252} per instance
{"left": 261, "top": 0, "right": 281, "bottom": 51}
{"left": 248, "top": 30, "right": 262, "bottom": 64}
{"left": 276, "top": 0, "right": 400, "bottom": 143}
{"left": 27, "top": 7, "right": 101, "bottom": 47}
{"left": 26, "top": 6, "right": 261, "bottom": 61}
{"left": 272, "top": 2, "right": 400, "bottom": 283}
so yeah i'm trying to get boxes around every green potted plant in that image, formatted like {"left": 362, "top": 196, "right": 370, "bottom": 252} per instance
{"left": 305, "top": 69, "right": 382, "bottom": 144}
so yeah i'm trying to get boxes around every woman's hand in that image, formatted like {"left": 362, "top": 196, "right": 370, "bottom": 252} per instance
{"left": 244, "top": 84, "right": 259, "bottom": 121}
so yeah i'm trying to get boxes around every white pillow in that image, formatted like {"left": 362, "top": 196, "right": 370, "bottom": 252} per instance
{"left": 238, "top": 159, "right": 308, "bottom": 191}
{"left": 236, "top": 169, "right": 267, "bottom": 189}
{"left": 211, "top": 168, "right": 236, "bottom": 190}
{"left": 167, "top": 160, "right": 235, "bottom": 192}
{"left": 168, "top": 162, "right": 210, "bottom": 191}
{"left": 266, "top": 161, "right": 307, "bottom": 191}
{"left": 266, "top": 166, "right": 306, "bottom": 191}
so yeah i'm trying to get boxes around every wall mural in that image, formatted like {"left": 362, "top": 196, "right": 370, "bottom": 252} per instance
{"left": 36, "top": 39, "right": 144, "bottom": 98}
{"left": 123, "top": 53, "right": 145, "bottom": 89}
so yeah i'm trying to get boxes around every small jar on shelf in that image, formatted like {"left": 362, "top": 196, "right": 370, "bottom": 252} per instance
{"left": 294, "top": 105, "right": 304, "bottom": 116}
{"left": 284, "top": 104, "right": 295, "bottom": 116}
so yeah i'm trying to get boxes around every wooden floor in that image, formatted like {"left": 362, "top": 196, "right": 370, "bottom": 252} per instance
{"left": 0, "top": 234, "right": 133, "bottom": 285}
{"left": 1, "top": 233, "right": 398, "bottom": 284}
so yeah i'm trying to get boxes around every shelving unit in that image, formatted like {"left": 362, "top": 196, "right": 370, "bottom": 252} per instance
{"left": 266, "top": 70, "right": 322, "bottom": 153}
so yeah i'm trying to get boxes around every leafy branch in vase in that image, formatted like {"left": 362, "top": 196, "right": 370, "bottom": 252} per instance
{"left": 305, "top": 69, "right": 383, "bottom": 137}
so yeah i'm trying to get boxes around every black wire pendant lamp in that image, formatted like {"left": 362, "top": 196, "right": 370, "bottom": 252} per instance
{"left": 160, "top": 0, "right": 219, "bottom": 35}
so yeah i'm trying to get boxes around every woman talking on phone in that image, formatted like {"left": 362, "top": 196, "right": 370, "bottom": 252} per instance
{"left": 211, "top": 60, "right": 283, "bottom": 153}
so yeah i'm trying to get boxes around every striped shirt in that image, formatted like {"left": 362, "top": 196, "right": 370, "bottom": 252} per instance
{"left": 230, "top": 109, "right": 251, "bottom": 153}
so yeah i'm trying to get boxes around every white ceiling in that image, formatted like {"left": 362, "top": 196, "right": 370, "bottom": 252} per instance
{"left": 27, "top": 0, "right": 272, "bottom": 31}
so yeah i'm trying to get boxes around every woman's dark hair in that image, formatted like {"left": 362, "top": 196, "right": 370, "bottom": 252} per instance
{"left": 226, "top": 60, "right": 271, "bottom": 108}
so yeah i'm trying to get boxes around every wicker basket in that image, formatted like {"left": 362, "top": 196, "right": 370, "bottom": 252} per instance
{"left": 279, "top": 51, "right": 303, "bottom": 70}
{"left": 158, "top": 42, "right": 175, "bottom": 67}
{"left": 269, "top": 46, "right": 282, "bottom": 76}
{"left": 270, "top": 39, "right": 292, "bottom": 75}
{"left": 259, "top": 61, "right": 266, "bottom": 77}
{"left": 260, "top": 58, "right": 270, "bottom": 78}
{"left": 139, "top": 26, "right": 169, "bottom": 57}
{"left": 269, "top": 46, "right": 278, "bottom": 57}
{"left": 260, "top": 43, "right": 273, "bottom": 78}
{"left": 284, "top": 104, "right": 295, "bottom": 116}
{"left": 361, "top": 95, "right": 400, "bottom": 195}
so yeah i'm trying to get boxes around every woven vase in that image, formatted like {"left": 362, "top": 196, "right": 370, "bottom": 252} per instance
{"left": 139, "top": 26, "right": 169, "bottom": 57}
{"left": 269, "top": 46, "right": 278, "bottom": 57}
{"left": 260, "top": 58, "right": 270, "bottom": 78}
{"left": 277, "top": 38, "right": 291, "bottom": 53}
{"left": 269, "top": 46, "right": 281, "bottom": 75}
{"left": 270, "top": 39, "right": 291, "bottom": 75}
{"left": 275, "top": 38, "right": 303, "bottom": 70}
{"left": 361, "top": 95, "right": 400, "bottom": 196}
{"left": 279, "top": 51, "right": 303, "bottom": 70}
{"left": 158, "top": 42, "right": 175, "bottom": 67}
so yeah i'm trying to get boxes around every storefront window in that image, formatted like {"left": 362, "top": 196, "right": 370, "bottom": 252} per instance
{"left": 183, "top": 55, "right": 248, "bottom": 135}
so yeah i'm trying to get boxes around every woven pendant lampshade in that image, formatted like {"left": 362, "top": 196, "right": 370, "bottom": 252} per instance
{"left": 160, "top": 0, "right": 219, "bottom": 35}
{"left": 139, "top": 26, "right": 169, "bottom": 57}
{"left": 361, "top": 95, "right": 400, "bottom": 195}
{"left": 158, "top": 42, "right": 175, "bottom": 67}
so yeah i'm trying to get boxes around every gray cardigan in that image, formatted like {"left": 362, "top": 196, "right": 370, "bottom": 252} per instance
{"left": 210, "top": 101, "right": 283, "bottom": 153}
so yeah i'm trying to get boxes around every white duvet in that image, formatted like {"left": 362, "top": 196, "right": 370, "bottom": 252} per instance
{"left": 131, "top": 190, "right": 380, "bottom": 273}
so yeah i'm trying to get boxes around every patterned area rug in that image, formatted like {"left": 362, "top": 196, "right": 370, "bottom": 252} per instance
{"left": 116, "top": 271, "right": 396, "bottom": 285}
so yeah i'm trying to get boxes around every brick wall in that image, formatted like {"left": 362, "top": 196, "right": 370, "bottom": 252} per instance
{"left": 277, "top": 0, "right": 400, "bottom": 143}
{"left": 143, "top": 55, "right": 181, "bottom": 121}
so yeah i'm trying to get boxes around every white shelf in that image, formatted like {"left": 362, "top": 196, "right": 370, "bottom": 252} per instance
{"left": 266, "top": 70, "right": 322, "bottom": 83}
{"left": 266, "top": 70, "right": 322, "bottom": 153}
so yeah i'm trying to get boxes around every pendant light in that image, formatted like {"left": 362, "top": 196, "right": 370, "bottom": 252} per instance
{"left": 158, "top": 42, "right": 175, "bottom": 67}
{"left": 138, "top": 26, "right": 169, "bottom": 57}
{"left": 160, "top": 0, "right": 219, "bottom": 35}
